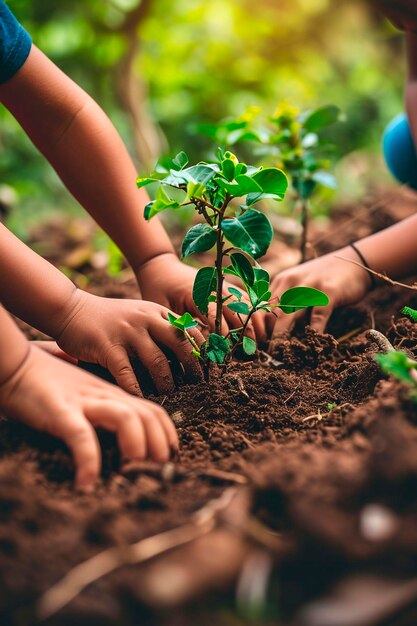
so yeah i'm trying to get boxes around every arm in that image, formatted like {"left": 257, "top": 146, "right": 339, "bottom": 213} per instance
{"left": 0, "top": 303, "right": 178, "bottom": 491}
{"left": 0, "top": 44, "right": 244, "bottom": 333}
{"left": 0, "top": 45, "right": 174, "bottom": 273}
{"left": 0, "top": 223, "right": 203, "bottom": 394}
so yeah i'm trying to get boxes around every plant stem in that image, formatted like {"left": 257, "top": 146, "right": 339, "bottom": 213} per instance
{"left": 228, "top": 309, "right": 256, "bottom": 361}
{"left": 214, "top": 195, "right": 231, "bottom": 336}
{"left": 184, "top": 330, "right": 201, "bottom": 356}
{"left": 215, "top": 228, "right": 224, "bottom": 336}
{"left": 300, "top": 197, "right": 309, "bottom": 264}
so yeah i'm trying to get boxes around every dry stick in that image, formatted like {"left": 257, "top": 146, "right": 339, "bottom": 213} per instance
{"left": 37, "top": 488, "right": 238, "bottom": 622}
{"left": 366, "top": 329, "right": 395, "bottom": 353}
{"left": 197, "top": 468, "right": 248, "bottom": 485}
{"left": 335, "top": 256, "right": 417, "bottom": 291}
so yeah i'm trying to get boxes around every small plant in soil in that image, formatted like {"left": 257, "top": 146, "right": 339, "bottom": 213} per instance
{"left": 375, "top": 306, "right": 417, "bottom": 397}
{"left": 137, "top": 148, "right": 328, "bottom": 367}
{"left": 198, "top": 103, "right": 343, "bottom": 262}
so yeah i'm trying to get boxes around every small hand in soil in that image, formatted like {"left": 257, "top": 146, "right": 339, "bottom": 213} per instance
{"left": 55, "top": 289, "right": 205, "bottom": 395}
{"left": 265, "top": 244, "right": 371, "bottom": 337}
{"left": 0, "top": 345, "right": 178, "bottom": 491}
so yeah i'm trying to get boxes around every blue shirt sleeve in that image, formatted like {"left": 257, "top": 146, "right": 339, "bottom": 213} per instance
{"left": 0, "top": 1, "right": 32, "bottom": 84}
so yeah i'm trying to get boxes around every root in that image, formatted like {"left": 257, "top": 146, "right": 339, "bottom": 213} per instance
{"left": 366, "top": 329, "right": 395, "bottom": 353}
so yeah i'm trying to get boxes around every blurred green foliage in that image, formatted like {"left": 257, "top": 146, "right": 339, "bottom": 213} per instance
{"left": 1, "top": 0, "right": 406, "bottom": 237}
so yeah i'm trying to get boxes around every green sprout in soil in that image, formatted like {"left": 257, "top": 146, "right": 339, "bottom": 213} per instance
{"left": 137, "top": 148, "right": 328, "bottom": 367}
{"left": 198, "top": 103, "right": 343, "bottom": 262}
{"left": 375, "top": 350, "right": 417, "bottom": 394}
{"left": 402, "top": 306, "right": 417, "bottom": 323}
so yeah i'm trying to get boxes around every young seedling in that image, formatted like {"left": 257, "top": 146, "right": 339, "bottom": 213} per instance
{"left": 373, "top": 306, "right": 417, "bottom": 398}
{"left": 402, "top": 306, "right": 417, "bottom": 323}
{"left": 198, "top": 103, "right": 343, "bottom": 262}
{"left": 137, "top": 148, "right": 328, "bottom": 367}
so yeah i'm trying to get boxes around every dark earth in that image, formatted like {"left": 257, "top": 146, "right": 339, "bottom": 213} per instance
{"left": 2, "top": 187, "right": 417, "bottom": 626}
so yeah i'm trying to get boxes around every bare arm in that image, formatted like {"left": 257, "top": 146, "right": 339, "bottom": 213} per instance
{"left": 0, "top": 45, "right": 175, "bottom": 274}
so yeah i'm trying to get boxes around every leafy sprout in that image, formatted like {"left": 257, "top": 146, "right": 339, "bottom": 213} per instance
{"left": 138, "top": 148, "right": 329, "bottom": 367}
{"left": 197, "top": 103, "right": 344, "bottom": 262}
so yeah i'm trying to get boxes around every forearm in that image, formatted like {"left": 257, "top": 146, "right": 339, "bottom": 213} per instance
{"left": 353, "top": 212, "right": 417, "bottom": 279}
{"left": 0, "top": 223, "right": 77, "bottom": 337}
{"left": 0, "top": 45, "right": 175, "bottom": 272}
{"left": 0, "top": 304, "right": 30, "bottom": 388}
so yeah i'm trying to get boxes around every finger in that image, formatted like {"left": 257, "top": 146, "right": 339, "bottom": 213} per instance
{"left": 140, "top": 399, "right": 179, "bottom": 452}
{"left": 156, "top": 326, "right": 204, "bottom": 384}
{"left": 309, "top": 305, "right": 333, "bottom": 334}
{"left": 139, "top": 407, "right": 172, "bottom": 462}
{"left": 104, "top": 345, "right": 143, "bottom": 396}
{"left": 86, "top": 401, "right": 147, "bottom": 461}
{"left": 251, "top": 310, "right": 267, "bottom": 344}
{"left": 132, "top": 337, "right": 175, "bottom": 394}
{"left": 59, "top": 415, "right": 101, "bottom": 491}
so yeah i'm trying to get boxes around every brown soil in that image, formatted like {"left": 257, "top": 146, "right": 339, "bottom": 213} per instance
{"left": 3, "top": 188, "right": 417, "bottom": 626}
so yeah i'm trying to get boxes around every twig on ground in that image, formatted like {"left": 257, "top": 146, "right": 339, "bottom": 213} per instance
{"left": 366, "top": 329, "right": 395, "bottom": 353}
{"left": 197, "top": 468, "right": 248, "bottom": 485}
{"left": 236, "top": 376, "right": 249, "bottom": 398}
{"left": 37, "top": 488, "right": 239, "bottom": 621}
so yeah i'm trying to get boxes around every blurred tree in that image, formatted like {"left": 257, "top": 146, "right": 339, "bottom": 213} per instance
{"left": 1, "top": 0, "right": 406, "bottom": 234}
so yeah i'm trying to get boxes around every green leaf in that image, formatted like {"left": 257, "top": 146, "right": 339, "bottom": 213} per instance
{"left": 242, "top": 336, "right": 257, "bottom": 355}
{"left": 228, "top": 287, "right": 243, "bottom": 300}
{"left": 136, "top": 176, "right": 160, "bottom": 189}
{"left": 375, "top": 351, "right": 417, "bottom": 385}
{"left": 162, "top": 164, "right": 219, "bottom": 188}
{"left": 303, "top": 105, "right": 341, "bottom": 133}
{"left": 223, "top": 252, "right": 255, "bottom": 287}
{"left": 192, "top": 267, "right": 217, "bottom": 315}
{"left": 279, "top": 286, "right": 329, "bottom": 314}
{"left": 181, "top": 224, "right": 217, "bottom": 257}
{"left": 172, "top": 151, "right": 189, "bottom": 169}
{"left": 221, "top": 159, "right": 235, "bottom": 182}
{"left": 217, "top": 174, "right": 262, "bottom": 197}
{"left": 251, "top": 168, "right": 288, "bottom": 198}
{"left": 254, "top": 267, "right": 270, "bottom": 282}
{"left": 167, "top": 311, "right": 199, "bottom": 331}
{"left": 144, "top": 185, "right": 181, "bottom": 220}
{"left": 186, "top": 181, "right": 205, "bottom": 201}
{"left": 221, "top": 209, "right": 273, "bottom": 259}
{"left": 402, "top": 306, "right": 417, "bottom": 323}
{"left": 185, "top": 164, "right": 219, "bottom": 185}
{"left": 205, "top": 333, "right": 231, "bottom": 364}
{"left": 252, "top": 279, "right": 270, "bottom": 300}
{"left": 235, "top": 163, "right": 248, "bottom": 177}
{"left": 227, "top": 301, "right": 250, "bottom": 315}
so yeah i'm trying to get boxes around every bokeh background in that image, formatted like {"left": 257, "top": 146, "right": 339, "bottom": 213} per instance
{"left": 0, "top": 0, "right": 407, "bottom": 242}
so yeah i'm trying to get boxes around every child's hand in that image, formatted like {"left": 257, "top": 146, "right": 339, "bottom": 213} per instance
{"left": 0, "top": 345, "right": 178, "bottom": 491}
{"left": 265, "top": 246, "right": 371, "bottom": 337}
{"left": 135, "top": 253, "right": 263, "bottom": 339}
{"left": 372, "top": 0, "right": 417, "bottom": 32}
{"left": 31, "top": 340, "right": 77, "bottom": 363}
{"left": 55, "top": 290, "right": 204, "bottom": 395}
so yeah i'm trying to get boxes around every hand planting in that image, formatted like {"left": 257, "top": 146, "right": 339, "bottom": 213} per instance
{"left": 137, "top": 148, "right": 328, "bottom": 365}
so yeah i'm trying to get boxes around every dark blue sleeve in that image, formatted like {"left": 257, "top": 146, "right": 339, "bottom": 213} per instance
{"left": 0, "top": 1, "right": 32, "bottom": 84}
